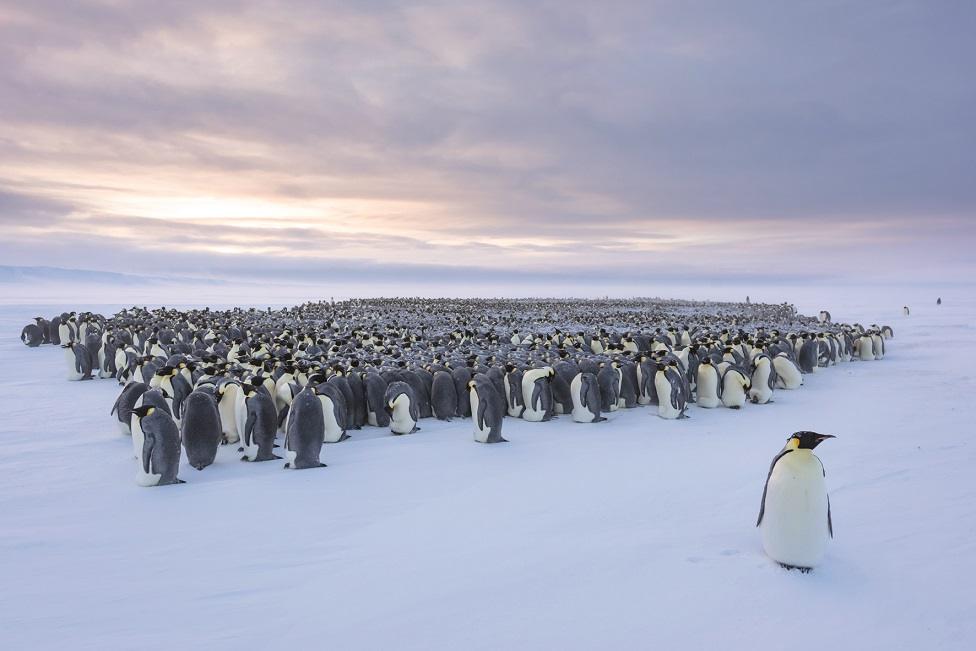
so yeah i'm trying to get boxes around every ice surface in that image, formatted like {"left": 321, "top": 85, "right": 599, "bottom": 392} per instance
{"left": 1, "top": 295, "right": 974, "bottom": 650}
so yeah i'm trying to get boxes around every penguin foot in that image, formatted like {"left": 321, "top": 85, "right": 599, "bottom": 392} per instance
{"left": 283, "top": 462, "right": 291, "bottom": 469}
{"left": 779, "top": 563, "right": 813, "bottom": 573}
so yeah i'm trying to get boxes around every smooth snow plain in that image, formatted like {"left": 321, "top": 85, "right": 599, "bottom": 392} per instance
{"left": 1, "top": 296, "right": 973, "bottom": 650}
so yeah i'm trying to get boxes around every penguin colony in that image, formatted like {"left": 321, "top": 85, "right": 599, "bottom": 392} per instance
{"left": 22, "top": 298, "right": 892, "bottom": 571}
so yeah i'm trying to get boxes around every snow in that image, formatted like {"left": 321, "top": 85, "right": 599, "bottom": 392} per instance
{"left": 1, "top": 295, "right": 974, "bottom": 650}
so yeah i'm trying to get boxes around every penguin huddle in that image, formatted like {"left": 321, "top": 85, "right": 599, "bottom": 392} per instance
{"left": 21, "top": 301, "right": 891, "bottom": 495}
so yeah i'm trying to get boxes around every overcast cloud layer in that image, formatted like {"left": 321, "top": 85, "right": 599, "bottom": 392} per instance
{"left": 1, "top": 1, "right": 973, "bottom": 295}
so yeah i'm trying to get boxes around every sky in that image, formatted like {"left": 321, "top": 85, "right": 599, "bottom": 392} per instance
{"left": 1, "top": 1, "right": 974, "bottom": 298}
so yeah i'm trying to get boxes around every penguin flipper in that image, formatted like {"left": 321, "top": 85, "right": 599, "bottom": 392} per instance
{"left": 757, "top": 449, "right": 793, "bottom": 527}
{"left": 827, "top": 495, "right": 833, "bottom": 538}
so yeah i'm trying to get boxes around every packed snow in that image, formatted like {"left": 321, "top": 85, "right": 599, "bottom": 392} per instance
{"left": 1, "top": 294, "right": 974, "bottom": 650}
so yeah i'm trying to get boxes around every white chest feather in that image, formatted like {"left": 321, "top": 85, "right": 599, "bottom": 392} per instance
{"left": 761, "top": 450, "right": 830, "bottom": 568}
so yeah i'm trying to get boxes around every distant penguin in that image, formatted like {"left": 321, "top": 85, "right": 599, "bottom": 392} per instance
{"left": 570, "top": 372, "right": 606, "bottom": 423}
{"left": 430, "top": 370, "right": 458, "bottom": 421}
{"left": 111, "top": 381, "right": 149, "bottom": 435}
{"left": 181, "top": 390, "right": 223, "bottom": 470}
{"left": 721, "top": 365, "right": 750, "bottom": 409}
{"left": 468, "top": 375, "right": 507, "bottom": 443}
{"left": 937, "top": 297, "right": 942, "bottom": 305}
{"left": 654, "top": 363, "right": 687, "bottom": 419}
{"left": 384, "top": 381, "right": 420, "bottom": 435}
{"left": 283, "top": 387, "right": 326, "bottom": 469}
{"left": 132, "top": 405, "right": 184, "bottom": 487}
{"left": 749, "top": 355, "right": 776, "bottom": 405}
{"left": 903, "top": 306, "right": 910, "bottom": 316}
{"left": 62, "top": 342, "right": 92, "bottom": 381}
{"left": 695, "top": 358, "right": 721, "bottom": 409}
{"left": 241, "top": 384, "right": 280, "bottom": 460}
{"left": 521, "top": 367, "right": 555, "bottom": 422}
{"left": 757, "top": 431, "right": 835, "bottom": 571}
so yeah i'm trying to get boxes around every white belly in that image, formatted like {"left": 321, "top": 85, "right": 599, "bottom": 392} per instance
{"left": 320, "top": 396, "right": 344, "bottom": 443}
{"left": 521, "top": 381, "right": 545, "bottom": 422}
{"left": 722, "top": 376, "right": 747, "bottom": 408}
{"left": 470, "top": 392, "right": 489, "bottom": 442}
{"left": 655, "top": 374, "right": 680, "bottom": 419}
{"left": 773, "top": 357, "right": 802, "bottom": 389}
{"left": 570, "top": 374, "right": 595, "bottom": 423}
{"left": 761, "top": 452, "right": 830, "bottom": 568}
{"left": 696, "top": 369, "right": 720, "bottom": 408}
{"left": 749, "top": 366, "right": 773, "bottom": 404}
{"left": 390, "top": 399, "right": 416, "bottom": 434}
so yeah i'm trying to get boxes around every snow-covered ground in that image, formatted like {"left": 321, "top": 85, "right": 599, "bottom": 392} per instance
{"left": 1, "top": 296, "right": 974, "bottom": 650}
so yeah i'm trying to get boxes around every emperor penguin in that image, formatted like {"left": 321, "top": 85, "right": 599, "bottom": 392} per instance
{"left": 283, "top": 387, "right": 326, "bottom": 469}
{"left": 363, "top": 371, "right": 391, "bottom": 427}
{"left": 597, "top": 363, "right": 620, "bottom": 412}
{"left": 21, "top": 323, "right": 43, "bottom": 347}
{"left": 772, "top": 354, "right": 803, "bottom": 389}
{"left": 521, "top": 366, "right": 555, "bottom": 422}
{"left": 570, "top": 372, "right": 607, "bottom": 423}
{"left": 132, "top": 405, "right": 184, "bottom": 487}
{"left": 384, "top": 381, "right": 420, "bottom": 435}
{"left": 721, "top": 365, "right": 751, "bottom": 409}
{"left": 856, "top": 334, "right": 875, "bottom": 361}
{"left": 695, "top": 357, "right": 721, "bottom": 409}
{"left": 111, "top": 382, "right": 149, "bottom": 436}
{"left": 503, "top": 365, "right": 526, "bottom": 418}
{"left": 757, "top": 431, "right": 835, "bottom": 571}
{"left": 468, "top": 375, "right": 507, "bottom": 443}
{"left": 313, "top": 383, "right": 349, "bottom": 443}
{"left": 215, "top": 379, "right": 244, "bottom": 444}
{"left": 430, "top": 370, "right": 459, "bottom": 421}
{"left": 130, "top": 388, "right": 173, "bottom": 460}
{"left": 180, "top": 390, "right": 223, "bottom": 470}
{"left": 63, "top": 342, "right": 93, "bottom": 381}
{"left": 654, "top": 363, "right": 688, "bottom": 419}
{"left": 240, "top": 383, "right": 280, "bottom": 461}
{"left": 749, "top": 355, "right": 776, "bottom": 405}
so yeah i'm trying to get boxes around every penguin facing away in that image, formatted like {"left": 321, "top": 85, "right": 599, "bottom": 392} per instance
{"left": 757, "top": 431, "right": 835, "bottom": 572}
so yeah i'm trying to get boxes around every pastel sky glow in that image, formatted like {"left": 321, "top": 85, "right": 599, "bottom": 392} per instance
{"left": 1, "top": 1, "right": 974, "bottom": 295}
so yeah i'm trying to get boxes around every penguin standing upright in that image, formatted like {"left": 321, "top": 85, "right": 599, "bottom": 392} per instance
{"left": 695, "top": 358, "right": 721, "bottom": 408}
{"left": 757, "top": 431, "right": 835, "bottom": 571}
{"left": 181, "top": 390, "right": 223, "bottom": 470}
{"left": 240, "top": 384, "right": 280, "bottom": 461}
{"left": 468, "top": 375, "right": 507, "bottom": 443}
{"left": 283, "top": 387, "right": 326, "bottom": 469}
{"left": 654, "top": 363, "right": 687, "bottom": 419}
{"left": 132, "top": 405, "right": 184, "bottom": 487}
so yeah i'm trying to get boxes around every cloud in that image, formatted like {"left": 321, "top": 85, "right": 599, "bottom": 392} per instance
{"left": 0, "top": 1, "right": 973, "bottom": 292}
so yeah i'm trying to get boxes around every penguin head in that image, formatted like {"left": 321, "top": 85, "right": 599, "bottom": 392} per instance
{"left": 788, "top": 431, "right": 835, "bottom": 450}
{"left": 132, "top": 405, "right": 155, "bottom": 419}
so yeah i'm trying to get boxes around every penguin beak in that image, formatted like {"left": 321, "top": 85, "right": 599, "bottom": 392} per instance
{"left": 816, "top": 434, "right": 836, "bottom": 443}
